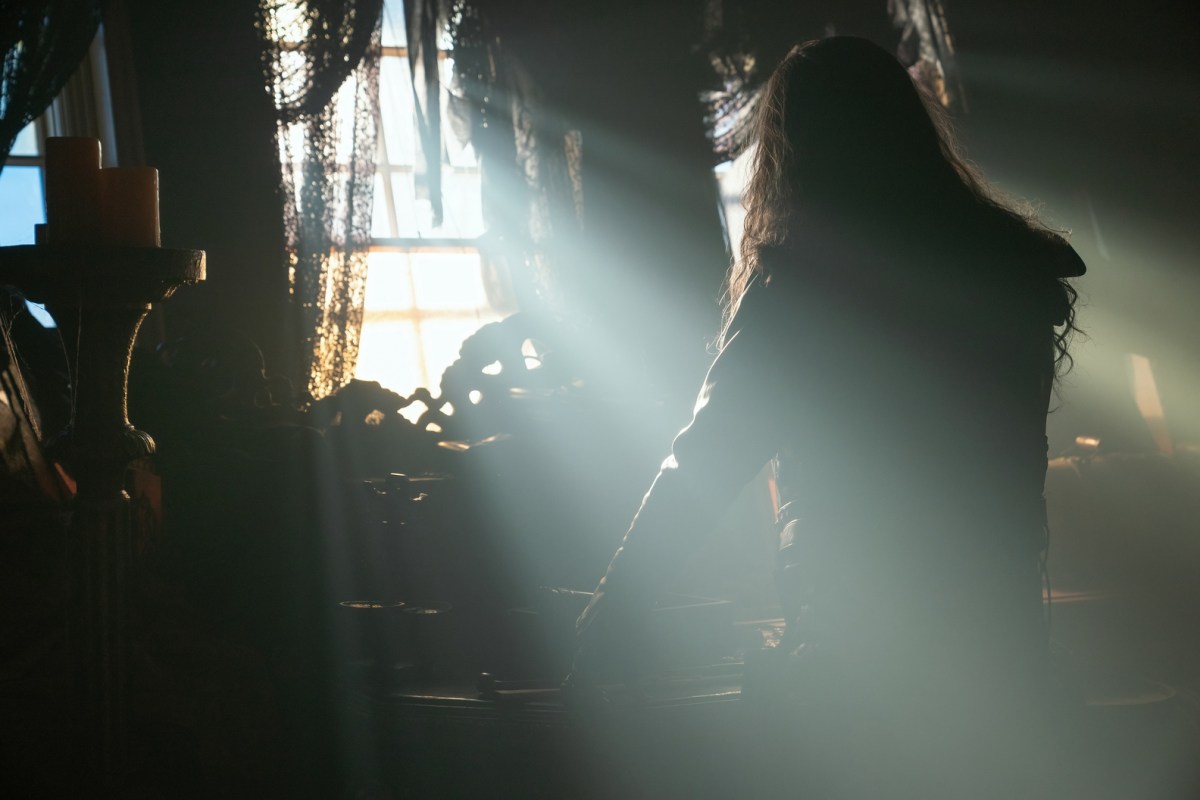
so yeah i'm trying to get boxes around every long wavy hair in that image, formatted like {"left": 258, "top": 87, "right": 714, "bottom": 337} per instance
{"left": 722, "top": 37, "right": 1079, "bottom": 373}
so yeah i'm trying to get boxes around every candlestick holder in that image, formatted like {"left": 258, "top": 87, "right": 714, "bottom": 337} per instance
{"left": 0, "top": 243, "right": 205, "bottom": 788}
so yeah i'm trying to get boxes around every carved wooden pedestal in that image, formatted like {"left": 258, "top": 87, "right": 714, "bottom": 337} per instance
{"left": 0, "top": 244, "right": 204, "bottom": 788}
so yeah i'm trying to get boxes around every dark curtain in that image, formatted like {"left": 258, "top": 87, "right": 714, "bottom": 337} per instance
{"left": 450, "top": 2, "right": 583, "bottom": 313}
{"left": 405, "top": 0, "right": 444, "bottom": 228}
{"left": 0, "top": 0, "right": 102, "bottom": 164}
{"left": 374, "top": 0, "right": 583, "bottom": 312}
{"left": 258, "top": 0, "right": 384, "bottom": 400}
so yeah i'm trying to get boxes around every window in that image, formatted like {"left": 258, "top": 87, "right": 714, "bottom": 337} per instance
{"left": 0, "top": 121, "right": 57, "bottom": 327}
{"left": 0, "top": 26, "right": 116, "bottom": 328}
{"left": 0, "top": 122, "right": 47, "bottom": 247}
{"left": 354, "top": 0, "right": 503, "bottom": 400}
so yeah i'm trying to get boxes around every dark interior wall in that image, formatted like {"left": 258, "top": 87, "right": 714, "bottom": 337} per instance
{"left": 120, "top": 0, "right": 295, "bottom": 380}
{"left": 948, "top": 0, "right": 1200, "bottom": 451}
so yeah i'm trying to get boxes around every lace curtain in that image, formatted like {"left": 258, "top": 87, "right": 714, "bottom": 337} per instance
{"left": 258, "top": 0, "right": 383, "bottom": 401}
{"left": 0, "top": 0, "right": 101, "bottom": 163}
{"left": 447, "top": 2, "right": 583, "bottom": 311}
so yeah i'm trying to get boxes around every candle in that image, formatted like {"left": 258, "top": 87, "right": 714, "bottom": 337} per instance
{"left": 100, "top": 167, "right": 160, "bottom": 247}
{"left": 44, "top": 137, "right": 102, "bottom": 245}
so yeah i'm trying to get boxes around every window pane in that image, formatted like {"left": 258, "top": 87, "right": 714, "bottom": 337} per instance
{"left": 410, "top": 251, "right": 489, "bottom": 310}
{"left": 356, "top": 249, "right": 504, "bottom": 399}
{"left": 355, "top": 318, "right": 424, "bottom": 395}
{"left": 332, "top": 76, "right": 359, "bottom": 165}
{"left": 392, "top": 170, "right": 483, "bottom": 239}
{"left": 419, "top": 316, "right": 498, "bottom": 386}
{"left": 389, "top": 171, "right": 419, "bottom": 236}
{"left": 24, "top": 302, "right": 56, "bottom": 328}
{"left": 371, "top": 172, "right": 392, "bottom": 238}
{"left": 381, "top": 0, "right": 407, "bottom": 48}
{"left": 363, "top": 251, "right": 415, "bottom": 310}
{"left": 379, "top": 57, "right": 416, "bottom": 165}
{"left": 0, "top": 166, "right": 45, "bottom": 245}
{"left": 10, "top": 122, "right": 39, "bottom": 157}
{"left": 437, "top": 170, "right": 484, "bottom": 237}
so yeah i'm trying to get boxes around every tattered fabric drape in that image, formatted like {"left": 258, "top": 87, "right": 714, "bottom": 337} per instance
{"left": 258, "top": 0, "right": 383, "bottom": 400}
{"left": 0, "top": 0, "right": 101, "bottom": 164}
{"left": 447, "top": 2, "right": 584, "bottom": 312}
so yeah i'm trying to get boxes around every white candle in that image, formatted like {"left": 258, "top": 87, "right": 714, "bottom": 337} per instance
{"left": 100, "top": 167, "right": 160, "bottom": 247}
{"left": 45, "top": 137, "right": 102, "bottom": 245}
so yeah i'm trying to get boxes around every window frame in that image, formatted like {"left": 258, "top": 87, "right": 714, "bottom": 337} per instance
{"left": 358, "top": 33, "right": 500, "bottom": 398}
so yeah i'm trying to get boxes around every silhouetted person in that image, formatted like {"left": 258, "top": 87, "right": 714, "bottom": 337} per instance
{"left": 572, "top": 36, "right": 1084, "bottom": 797}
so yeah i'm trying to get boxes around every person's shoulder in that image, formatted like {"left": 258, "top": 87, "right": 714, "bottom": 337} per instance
{"left": 982, "top": 219, "right": 1084, "bottom": 325}
{"left": 973, "top": 209, "right": 1086, "bottom": 279}
{"left": 1026, "top": 227, "right": 1086, "bottom": 278}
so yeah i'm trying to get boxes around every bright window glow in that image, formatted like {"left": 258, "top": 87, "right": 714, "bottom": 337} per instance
{"left": 355, "top": 318, "right": 425, "bottom": 398}
{"left": 355, "top": 0, "right": 498, "bottom": 400}
{"left": 10, "top": 124, "right": 40, "bottom": 158}
{"left": 0, "top": 165, "right": 45, "bottom": 245}
{"left": 356, "top": 250, "right": 501, "bottom": 396}
{"left": 378, "top": 58, "right": 417, "bottom": 164}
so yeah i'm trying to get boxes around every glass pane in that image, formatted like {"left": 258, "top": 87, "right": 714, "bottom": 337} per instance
{"left": 10, "top": 122, "right": 39, "bottom": 157}
{"left": 371, "top": 172, "right": 392, "bottom": 238}
{"left": 438, "top": 170, "right": 484, "bottom": 237}
{"left": 419, "top": 317, "right": 498, "bottom": 386}
{"left": 397, "top": 171, "right": 483, "bottom": 239}
{"left": 389, "top": 171, "right": 419, "bottom": 236}
{"left": 332, "top": 76, "right": 359, "bottom": 165}
{"left": 24, "top": 301, "right": 56, "bottom": 328}
{"left": 379, "top": 57, "right": 416, "bottom": 165}
{"left": 381, "top": 0, "right": 407, "bottom": 48}
{"left": 355, "top": 318, "right": 425, "bottom": 395}
{"left": 409, "top": 251, "right": 489, "bottom": 310}
{"left": 364, "top": 251, "right": 415, "bottom": 310}
{"left": 0, "top": 165, "right": 45, "bottom": 245}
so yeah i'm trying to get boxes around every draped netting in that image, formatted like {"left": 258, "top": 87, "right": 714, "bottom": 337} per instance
{"left": 383, "top": 0, "right": 585, "bottom": 312}
{"left": 889, "top": 0, "right": 962, "bottom": 108}
{"left": 257, "top": 0, "right": 383, "bottom": 401}
{"left": 0, "top": 0, "right": 101, "bottom": 164}
{"left": 702, "top": 0, "right": 963, "bottom": 164}
{"left": 445, "top": 1, "right": 584, "bottom": 311}
{"left": 433, "top": 1, "right": 958, "bottom": 307}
